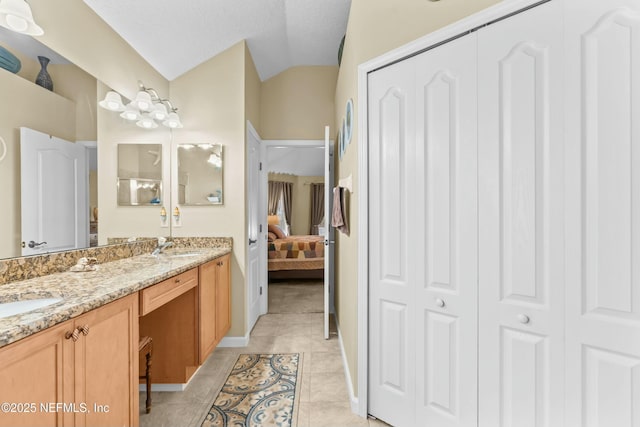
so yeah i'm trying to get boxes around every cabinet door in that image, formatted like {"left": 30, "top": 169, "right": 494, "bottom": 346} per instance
{"left": 0, "top": 321, "right": 74, "bottom": 427}
{"left": 199, "top": 259, "right": 218, "bottom": 363}
{"left": 564, "top": 1, "right": 640, "bottom": 426}
{"left": 215, "top": 254, "right": 231, "bottom": 342}
{"left": 478, "top": 2, "right": 565, "bottom": 426}
{"left": 74, "top": 294, "right": 138, "bottom": 427}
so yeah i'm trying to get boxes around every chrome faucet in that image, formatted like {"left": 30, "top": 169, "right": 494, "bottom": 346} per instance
{"left": 151, "top": 238, "right": 174, "bottom": 256}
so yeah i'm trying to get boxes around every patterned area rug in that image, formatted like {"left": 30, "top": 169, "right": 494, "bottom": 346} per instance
{"left": 202, "top": 353, "right": 301, "bottom": 427}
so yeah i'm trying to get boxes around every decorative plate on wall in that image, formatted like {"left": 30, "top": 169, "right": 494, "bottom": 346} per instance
{"left": 0, "top": 136, "right": 6, "bottom": 163}
{"left": 345, "top": 98, "right": 353, "bottom": 144}
{"left": 338, "top": 128, "right": 344, "bottom": 161}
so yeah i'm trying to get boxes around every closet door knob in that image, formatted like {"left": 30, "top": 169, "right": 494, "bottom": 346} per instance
{"left": 435, "top": 298, "right": 445, "bottom": 308}
{"left": 517, "top": 314, "right": 530, "bottom": 324}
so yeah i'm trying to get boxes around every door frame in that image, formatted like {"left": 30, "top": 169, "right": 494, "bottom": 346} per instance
{"left": 355, "top": 0, "right": 551, "bottom": 417}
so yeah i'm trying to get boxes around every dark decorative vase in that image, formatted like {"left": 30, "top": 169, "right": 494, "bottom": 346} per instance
{"left": 35, "top": 56, "right": 53, "bottom": 91}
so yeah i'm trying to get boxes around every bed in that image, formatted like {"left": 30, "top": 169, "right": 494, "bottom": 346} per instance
{"left": 267, "top": 226, "right": 324, "bottom": 280}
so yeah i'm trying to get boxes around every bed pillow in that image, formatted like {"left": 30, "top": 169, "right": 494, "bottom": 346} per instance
{"left": 268, "top": 224, "right": 286, "bottom": 239}
{"left": 267, "top": 232, "right": 277, "bottom": 242}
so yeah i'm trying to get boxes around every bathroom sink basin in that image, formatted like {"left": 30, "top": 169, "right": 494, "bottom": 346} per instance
{"left": 0, "top": 298, "right": 63, "bottom": 319}
{"left": 158, "top": 250, "right": 205, "bottom": 259}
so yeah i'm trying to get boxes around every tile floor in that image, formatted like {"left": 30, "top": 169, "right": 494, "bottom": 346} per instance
{"left": 139, "top": 281, "right": 391, "bottom": 427}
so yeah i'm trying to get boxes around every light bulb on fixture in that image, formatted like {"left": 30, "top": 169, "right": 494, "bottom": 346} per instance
{"left": 98, "top": 91, "right": 125, "bottom": 112}
{"left": 163, "top": 112, "right": 183, "bottom": 129}
{"left": 120, "top": 103, "right": 141, "bottom": 121}
{"left": 149, "top": 102, "right": 168, "bottom": 121}
{"left": 133, "top": 90, "right": 153, "bottom": 111}
{"left": 136, "top": 115, "right": 158, "bottom": 129}
{"left": 0, "top": 0, "right": 44, "bottom": 36}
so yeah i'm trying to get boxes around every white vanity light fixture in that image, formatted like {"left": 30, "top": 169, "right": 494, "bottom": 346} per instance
{"left": 98, "top": 80, "right": 182, "bottom": 129}
{"left": 0, "top": 0, "right": 43, "bottom": 36}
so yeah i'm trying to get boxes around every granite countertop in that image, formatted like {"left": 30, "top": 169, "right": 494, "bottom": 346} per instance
{"left": 0, "top": 247, "right": 231, "bottom": 348}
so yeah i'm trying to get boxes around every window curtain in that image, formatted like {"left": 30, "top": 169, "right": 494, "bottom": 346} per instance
{"left": 268, "top": 181, "right": 281, "bottom": 215}
{"left": 310, "top": 183, "right": 325, "bottom": 234}
{"left": 281, "top": 182, "right": 293, "bottom": 230}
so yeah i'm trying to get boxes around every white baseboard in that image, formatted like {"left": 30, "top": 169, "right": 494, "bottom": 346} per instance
{"left": 139, "top": 383, "right": 186, "bottom": 392}
{"left": 336, "top": 318, "right": 360, "bottom": 414}
{"left": 218, "top": 332, "right": 250, "bottom": 347}
{"left": 139, "top": 364, "right": 203, "bottom": 392}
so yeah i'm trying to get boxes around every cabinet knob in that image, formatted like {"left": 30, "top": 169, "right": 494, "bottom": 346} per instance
{"left": 435, "top": 298, "right": 445, "bottom": 308}
{"left": 517, "top": 314, "right": 530, "bottom": 324}
{"left": 79, "top": 325, "right": 90, "bottom": 336}
{"left": 175, "top": 278, "right": 181, "bottom": 283}
{"left": 65, "top": 328, "right": 80, "bottom": 342}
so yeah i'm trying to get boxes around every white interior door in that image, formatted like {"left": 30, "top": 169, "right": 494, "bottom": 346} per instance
{"left": 564, "top": 1, "right": 640, "bottom": 425}
{"left": 323, "top": 126, "right": 335, "bottom": 339}
{"left": 247, "top": 122, "right": 265, "bottom": 331}
{"left": 21, "top": 127, "right": 88, "bottom": 256}
{"left": 478, "top": 2, "right": 565, "bottom": 426}
{"left": 413, "top": 33, "right": 479, "bottom": 427}
{"left": 368, "top": 56, "right": 417, "bottom": 427}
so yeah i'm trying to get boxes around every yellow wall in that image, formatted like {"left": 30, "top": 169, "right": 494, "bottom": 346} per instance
{"left": 169, "top": 41, "right": 252, "bottom": 338}
{"left": 245, "top": 45, "right": 262, "bottom": 135}
{"left": 260, "top": 66, "right": 337, "bottom": 140}
{"left": 268, "top": 173, "right": 324, "bottom": 236}
{"left": 334, "top": 0, "right": 502, "bottom": 397}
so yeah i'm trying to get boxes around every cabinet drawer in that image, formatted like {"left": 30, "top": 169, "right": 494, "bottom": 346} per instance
{"left": 140, "top": 268, "right": 198, "bottom": 315}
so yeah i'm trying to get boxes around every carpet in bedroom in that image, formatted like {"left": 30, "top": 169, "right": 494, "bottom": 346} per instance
{"left": 268, "top": 281, "right": 323, "bottom": 313}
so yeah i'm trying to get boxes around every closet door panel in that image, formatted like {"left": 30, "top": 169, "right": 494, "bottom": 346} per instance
{"left": 413, "top": 33, "right": 478, "bottom": 427}
{"left": 478, "top": 2, "right": 565, "bottom": 426}
{"left": 368, "top": 57, "right": 417, "bottom": 427}
{"left": 564, "top": 1, "right": 640, "bottom": 425}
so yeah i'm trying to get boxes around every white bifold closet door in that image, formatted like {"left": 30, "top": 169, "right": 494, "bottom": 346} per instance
{"left": 368, "top": 32, "right": 478, "bottom": 427}
{"left": 563, "top": 0, "right": 640, "bottom": 425}
{"left": 477, "top": 1, "right": 565, "bottom": 426}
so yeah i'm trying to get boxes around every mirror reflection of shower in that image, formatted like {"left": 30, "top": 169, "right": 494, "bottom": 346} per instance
{"left": 177, "top": 143, "right": 224, "bottom": 205}
{"left": 116, "top": 144, "right": 163, "bottom": 206}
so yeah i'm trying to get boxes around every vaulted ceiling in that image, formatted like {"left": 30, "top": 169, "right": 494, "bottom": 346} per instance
{"left": 83, "top": 0, "right": 351, "bottom": 81}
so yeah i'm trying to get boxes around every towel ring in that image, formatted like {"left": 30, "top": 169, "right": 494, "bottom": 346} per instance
{"left": 0, "top": 136, "right": 6, "bottom": 163}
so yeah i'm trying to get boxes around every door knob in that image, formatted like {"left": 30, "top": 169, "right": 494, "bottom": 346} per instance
{"left": 435, "top": 298, "right": 445, "bottom": 308}
{"left": 517, "top": 314, "right": 530, "bottom": 324}
{"left": 249, "top": 239, "right": 257, "bottom": 245}
{"left": 28, "top": 241, "right": 47, "bottom": 248}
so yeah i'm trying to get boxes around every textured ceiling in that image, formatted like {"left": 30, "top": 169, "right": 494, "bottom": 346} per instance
{"left": 82, "top": 0, "right": 351, "bottom": 81}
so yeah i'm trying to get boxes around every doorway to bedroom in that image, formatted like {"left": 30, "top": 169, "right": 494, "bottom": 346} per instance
{"left": 263, "top": 138, "right": 335, "bottom": 333}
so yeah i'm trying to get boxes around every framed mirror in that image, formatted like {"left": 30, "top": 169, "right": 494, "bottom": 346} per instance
{"left": 117, "top": 144, "right": 163, "bottom": 206}
{"left": 177, "top": 143, "right": 223, "bottom": 205}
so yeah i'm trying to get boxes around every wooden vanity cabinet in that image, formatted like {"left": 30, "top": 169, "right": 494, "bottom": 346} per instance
{"left": 0, "top": 320, "right": 73, "bottom": 427}
{"left": 0, "top": 294, "right": 139, "bottom": 427}
{"left": 74, "top": 294, "right": 139, "bottom": 427}
{"left": 198, "top": 254, "right": 231, "bottom": 363}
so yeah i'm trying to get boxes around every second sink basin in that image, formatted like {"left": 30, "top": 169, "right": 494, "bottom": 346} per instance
{"left": 158, "top": 250, "right": 206, "bottom": 259}
{"left": 0, "top": 298, "right": 63, "bottom": 319}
